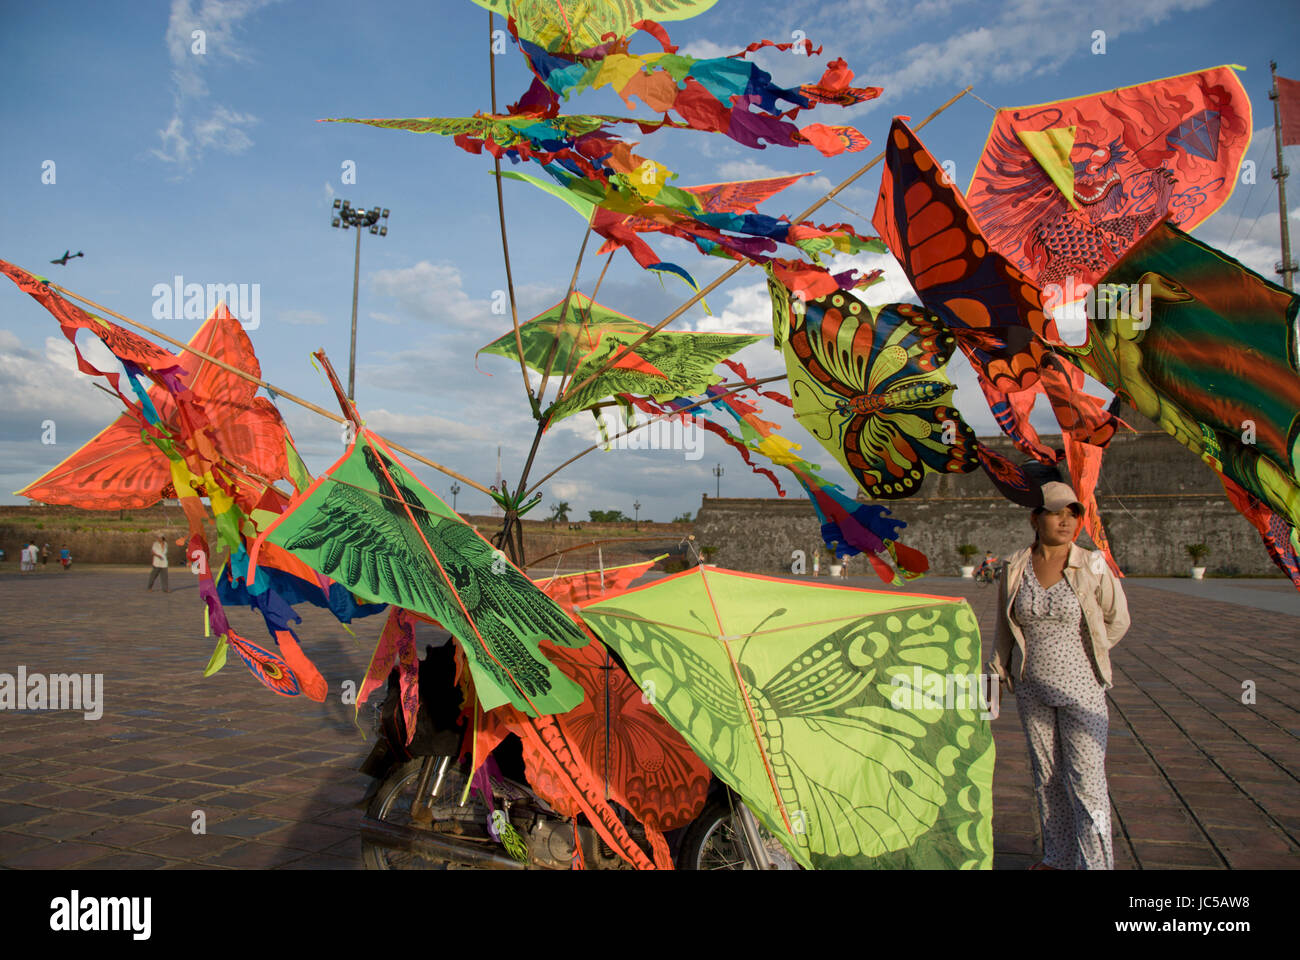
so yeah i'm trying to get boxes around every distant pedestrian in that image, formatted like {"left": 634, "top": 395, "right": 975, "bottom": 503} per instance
{"left": 60, "top": 548, "right": 71, "bottom": 570}
{"left": 41, "top": 543, "right": 50, "bottom": 566}
{"left": 146, "top": 536, "right": 169, "bottom": 593}
{"left": 21, "top": 541, "right": 36, "bottom": 574}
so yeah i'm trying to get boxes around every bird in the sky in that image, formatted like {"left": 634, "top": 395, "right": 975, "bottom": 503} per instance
{"left": 50, "top": 251, "right": 84, "bottom": 265}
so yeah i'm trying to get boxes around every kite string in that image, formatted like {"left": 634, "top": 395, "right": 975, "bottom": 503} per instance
{"left": 825, "top": 195, "right": 873, "bottom": 222}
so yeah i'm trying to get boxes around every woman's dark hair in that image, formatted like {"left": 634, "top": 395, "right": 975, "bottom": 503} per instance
{"left": 1031, "top": 503, "right": 1083, "bottom": 518}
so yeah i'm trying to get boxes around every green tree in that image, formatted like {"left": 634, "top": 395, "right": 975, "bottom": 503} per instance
{"left": 549, "top": 500, "right": 572, "bottom": 524}
{"left": 672, "top": 511, "right": 693, "bottom": 523}
{"left": 589, "top": 509, "right": 630, "bottom": 523}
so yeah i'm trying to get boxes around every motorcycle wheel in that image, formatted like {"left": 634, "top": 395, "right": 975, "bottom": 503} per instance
{"left": 362, "top": 758, "right": 464, "bottom": 871}
{"left": 676, "top": 796, "right": 801, "bottom": 870}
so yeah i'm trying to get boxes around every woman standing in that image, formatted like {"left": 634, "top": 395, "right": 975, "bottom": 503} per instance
{"left": 988, "top": 482, "right": 1130, "bottom": 870}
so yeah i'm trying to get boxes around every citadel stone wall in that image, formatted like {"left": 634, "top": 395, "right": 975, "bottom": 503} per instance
{"left": 694, "top": 426, "right": 1281, "bottom": 578}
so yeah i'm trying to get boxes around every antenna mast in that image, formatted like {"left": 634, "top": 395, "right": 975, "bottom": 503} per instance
{"left": 1270, "top": 60, "right": 1297, "bottom": 291}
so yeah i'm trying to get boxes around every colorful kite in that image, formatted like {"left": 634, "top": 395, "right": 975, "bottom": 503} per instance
{"left": 479, "top": 296, "right": 762, "bottom": 424}
{"left": 1060, "top": 220, "right": 1300, "bottom": 579}
{"left": 502, "top": 166, "right": 884, "bottom": 290}
{"left": 478, "top": 291, "right": 646, "bottom": 378}
{"left": 579, "top": 567, "right": 995, "bottom": 869}
{"left": 468, "top": 0, "right": 719, "bottom": 54}
{"left": 251, "top": 422, "right": 592, "bottom": 716}
{"left": 967, "top": 65, "right": 1252, "bottom": 293}
{"left": 510, "top": 19, "right": 877, "bottom": 155}
{"left": 871, "top": 120, "right": 1124, "bottom": 566}
{"left": 780, "top": 289, "right": 980, "bottom": 499}
{"left": 16, "top": 303, "right": 289, "bottom": 508}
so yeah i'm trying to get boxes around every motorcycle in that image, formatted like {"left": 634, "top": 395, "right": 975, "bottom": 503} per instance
{"left": 356, "top": 638, "right": 798, "bottom": 870}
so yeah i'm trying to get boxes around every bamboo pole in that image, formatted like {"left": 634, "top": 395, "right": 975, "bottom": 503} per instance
{"left": 45, "top": 282, "right": 495, "bottom": 497}
{"left": 556, "top": 251, "right": 615, "bottom": 401}
{"left": 523, "top": 373, "right": 788, "bottom": 497}
{"left": 488, "top": 10, "right": 533, "bottom": 404}
{"left": 535, "top": 216, "right": 595, "bottom": 406}
{"left": 557, "top": 86, "right": 974, "bottom": 405}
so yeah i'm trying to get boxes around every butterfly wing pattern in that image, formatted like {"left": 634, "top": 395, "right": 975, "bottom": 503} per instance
{"left": 873, "top": 118, "right": 1060, "bottom": 396}
{"left": 782, "top": 288, "right": 980, "bottom": 499}
{"left": 579, "top": 568, "right": 995, "bottom": 869}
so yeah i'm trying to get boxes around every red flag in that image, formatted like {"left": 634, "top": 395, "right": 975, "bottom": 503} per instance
{"left": 1278, "top": 75, "right": 1300, "bottom": 146}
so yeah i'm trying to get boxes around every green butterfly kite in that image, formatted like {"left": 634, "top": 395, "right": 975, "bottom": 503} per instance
{"left": 579, "top": 566, "right": 995, "bottom": 869}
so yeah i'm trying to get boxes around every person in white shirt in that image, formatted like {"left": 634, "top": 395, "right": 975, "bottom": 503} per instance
{"left": 146, "top": 536, "right": 169, "bottom": 593}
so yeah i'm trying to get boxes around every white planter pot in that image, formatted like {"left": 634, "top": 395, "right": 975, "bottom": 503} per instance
{"left": 1191, "top": 566, "right": 1206, "bottom": 580}
{"left": 829, "top": 564, "right": 843, "bottom": 578}
{"left": 960, "top": 565, "right": 975, "bottom": 579}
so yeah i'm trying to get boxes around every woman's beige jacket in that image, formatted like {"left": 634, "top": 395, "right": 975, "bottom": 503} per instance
{"left": 989, "top": 543, "right": 1131, "bottom": 691}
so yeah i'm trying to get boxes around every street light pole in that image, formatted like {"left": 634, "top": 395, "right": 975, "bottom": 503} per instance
{"left": 712, "top": 464, "right": 724, "bottom": 499}
{"left": 634, "top": 498, "right": 641, "bottom": 531}
{"left": 330, "top": 199, "right": 390, "bottom": 401}
{"left": 450, "top": 482, "right": 461, "bottom": 513}
{"left": 348, "top": 223, "right": 361, "bottom": 399}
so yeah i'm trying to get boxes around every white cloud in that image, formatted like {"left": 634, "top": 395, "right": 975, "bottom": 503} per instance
{"left": 280, "top": 309, "right": 328, "bottom": 326}
{"left": 676, "top": 39, "right": 734, "bottom": 60}
{"left": 823, "top": 0, "right": 1216, "bottom": 112}
{"left": 684, "top": 280, "right": 773, "bottom": 334}
{"left": 715, "top": 159, "right": 793, "bottom": 181}
{"left": 0, "top": 333, "right": 133, "bottom": 495}
{"left": 360, "top": 408, "right": 488, "bottom": 446}
{"left": 151, "top": 0, "right": 273, "bottom": 173}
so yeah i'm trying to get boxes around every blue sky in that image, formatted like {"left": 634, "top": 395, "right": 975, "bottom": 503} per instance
{"left": 1, "top": 0, "right": 1297, "bottom": 523}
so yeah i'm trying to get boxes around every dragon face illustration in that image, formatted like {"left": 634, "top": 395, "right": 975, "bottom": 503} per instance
{"left": 972, "top": 122, "right": 1179, "bottom": 290}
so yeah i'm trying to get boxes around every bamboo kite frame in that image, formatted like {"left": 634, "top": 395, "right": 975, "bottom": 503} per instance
{"left": 556, "top": 85, "right": 974, "bottom": 404}
{"left": 45, "top": 282, "right": 495, "bottom": 497}
{"left": 36, "top": 85, "right": 971, "bottom": 532}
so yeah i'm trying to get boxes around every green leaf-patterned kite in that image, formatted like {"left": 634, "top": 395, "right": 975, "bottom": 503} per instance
{"left": 578, "top": 567, "right": 995, "bottom": 869}
{"left": 479, "top": 294, "right": 761, "bottom": 423}
{"left": 469, "top": 0, "right": 718, "bottom": 53}
{"left": 250, "top": 428, "right": 589, "bottom": 716}
{"left": 548, "top": 328, "right": 761, "bottom": 422}
{"left": 478, "top": 292, "right": 649, "bottom": 378}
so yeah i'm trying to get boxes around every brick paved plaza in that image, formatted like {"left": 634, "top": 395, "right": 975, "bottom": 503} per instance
{"left": 1, "top": 564, "right": 1296, "bottom": 869}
